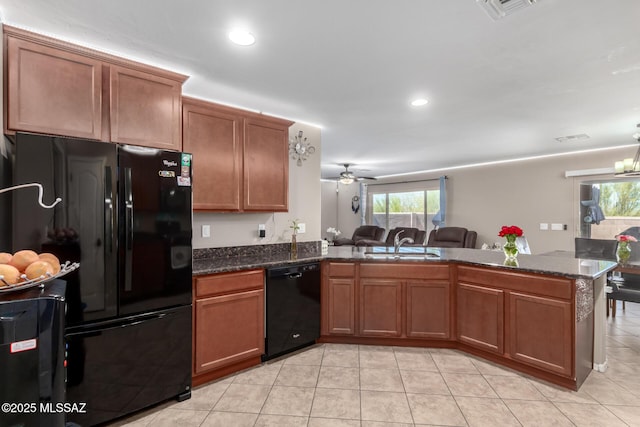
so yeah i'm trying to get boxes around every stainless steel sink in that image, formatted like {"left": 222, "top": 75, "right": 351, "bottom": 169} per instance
{"left": 363, "top": 251, "right": 440, "bottom": 260}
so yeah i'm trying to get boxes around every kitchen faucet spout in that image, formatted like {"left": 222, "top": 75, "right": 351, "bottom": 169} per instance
{"left": 393, "top": 230, "right": 414, "bottom": 253}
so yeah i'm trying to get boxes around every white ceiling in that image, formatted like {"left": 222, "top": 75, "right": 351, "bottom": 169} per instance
{"left": 2, "top": 0, "right": 640, "bottom": 179}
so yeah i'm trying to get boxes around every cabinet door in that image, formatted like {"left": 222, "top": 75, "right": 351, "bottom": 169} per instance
{"left": 194, "top": 289, "right": 264, "bottom": 374}
{"left": 6, "top": 35, "right": 103, "bottom": 140}
{"left": 183, "top": 100, "right": 243, "bottom": 210}
{"left": 457, "top": 282, "right": 504, "bottom": 354}
{"left": 359, "top": 279, "right": 402, "bottom": 337}
{"left": 326, "top": 278, "right": 356, "bottom": 335}
{"left": 406, "top": 280, "right": 450, "bottom": 339}
{"left": 509, "top": 292, "right": 572, "bottom": 376}
{"left": 243, "top": 116, "right": 290, "bottom": 211}
{"left": 110, "top": 64, "right": 182, "bottom": 150}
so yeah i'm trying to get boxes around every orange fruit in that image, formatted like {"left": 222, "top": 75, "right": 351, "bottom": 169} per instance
{"left": 38, "top": 253, "right": 61, "bottom": 274}
{"left": 10, "top": 250, "right": 39, "bottom": 272}
{"left": 25, "top": 261, "right": 54, "bottom": 280}
{"left": 0, "top": 252, "right": 12, "bottom": 264}
{"left": 0, "top": 264, "right": 21, "bottom": 285}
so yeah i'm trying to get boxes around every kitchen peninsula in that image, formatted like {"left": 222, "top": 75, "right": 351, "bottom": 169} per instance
{"left": 193, "top": 245, "right": 616, "bottom": 390}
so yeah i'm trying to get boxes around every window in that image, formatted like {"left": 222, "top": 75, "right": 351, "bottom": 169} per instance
{"left": 367, "top": 181, "right": 441, "bottom": 238}
{"left": 579, "top": 179, "right": 640, "bottom": 239}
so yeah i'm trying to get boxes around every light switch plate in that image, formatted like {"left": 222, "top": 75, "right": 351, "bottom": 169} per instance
{"left": 539, "top": 223, "right": 549, "bottom": 231}
{"left": 298, "top": 223, "right": 306, "bottom": 234}
{"left": 202, "top": 225, "right": 211, "bottom": 238}
{"left": 551, "top": 223, "right": 564, "bottom": 231}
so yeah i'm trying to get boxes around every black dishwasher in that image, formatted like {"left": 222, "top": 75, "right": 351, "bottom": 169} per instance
{"left": 264, "top": 262, "right": 321, "bottom": 360}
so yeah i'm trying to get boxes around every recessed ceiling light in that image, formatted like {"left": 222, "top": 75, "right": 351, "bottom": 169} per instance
{"left": 229, "top": 29, "right": 255, "bottom": 46}
{"left": 411, "top": 98, "right": 429, "bottom": 107}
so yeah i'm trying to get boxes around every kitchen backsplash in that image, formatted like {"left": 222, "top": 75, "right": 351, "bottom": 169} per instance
{"left": 193, "top": 241, "right": 322, "bottom": 260}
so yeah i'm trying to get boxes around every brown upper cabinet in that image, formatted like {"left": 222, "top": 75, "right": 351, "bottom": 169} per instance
{"left": 182, "top": 97, "right": 293, "bottom": 212}
{"left": 4, "top": 25, "right": 187, "bottom": 150}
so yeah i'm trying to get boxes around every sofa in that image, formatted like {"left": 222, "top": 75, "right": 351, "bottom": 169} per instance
{"left": 426, "top": 227, "right": 477, "bottom": 249}
{"left": 332, "top": 225, "right": 385, "bottom": 246}
{"left": 355, "top": 227, "right": 426, "bottom": 247}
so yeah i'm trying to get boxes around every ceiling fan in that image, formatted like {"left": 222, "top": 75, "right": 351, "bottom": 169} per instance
{"left": 332, "top": 163, "right": 377, "bottom": 185}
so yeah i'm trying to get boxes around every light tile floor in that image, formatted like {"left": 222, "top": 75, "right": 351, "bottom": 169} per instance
{"left": 111, "top": 302, "right": 640, "bottom": 427}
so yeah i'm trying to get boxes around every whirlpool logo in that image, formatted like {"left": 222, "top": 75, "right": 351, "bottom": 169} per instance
{"left": 163, "top": 160, "right": 178, "bottom": 167}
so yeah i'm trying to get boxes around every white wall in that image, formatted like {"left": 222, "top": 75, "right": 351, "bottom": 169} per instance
{"left": 321, "top": 181, "right": 362, "bottom": 241}
{"left": 192, "top": 123, "right": 321, "bottom": 249}
{"left": 324, "top": 147, "right": 637, "bottom": 254}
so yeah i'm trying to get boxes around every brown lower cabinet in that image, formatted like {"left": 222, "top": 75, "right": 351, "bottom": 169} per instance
{"left": 323, "top": 262, "right": 452, "bottom": 340}
{"left": 359, "top": 279, "right": 403, "bottom": 337}
{"left": 456, "top": 282, "right": 505, "bottom": 354}
{"left": 321, "top": 261, "right": 587, "bottom": 390}
{"left": 509, "top": 291, "right": 572, "bottom": 376}
{"left": 192, "top": 270, "right": 264, "bottom": 386}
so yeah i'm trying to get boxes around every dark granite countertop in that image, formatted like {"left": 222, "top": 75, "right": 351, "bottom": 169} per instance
{"left": 193, "top": 245, "right": 617, "bottom": 280}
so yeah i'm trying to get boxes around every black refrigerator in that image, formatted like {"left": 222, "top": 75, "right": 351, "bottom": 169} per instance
{"left": 12, "top": 133, "right": 193, "bottom": 426}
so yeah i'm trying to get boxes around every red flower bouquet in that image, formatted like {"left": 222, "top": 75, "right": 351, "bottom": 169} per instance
{"left": 498, "top": 225, "right": 523, "bottom": 239}
{"left": 615, "top": 234, "right": 637, "bottom": 264}
{"left": 499, "top": 225, "right": 523, "bottom": 260}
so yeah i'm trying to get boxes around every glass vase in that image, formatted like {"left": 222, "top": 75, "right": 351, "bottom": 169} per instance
{"left": 616, "top": 242, "right": 631, "bottom": 264}
{"left": 503, "top": 235, "right": 519, "bottom": 260}
{"left": 291, "top": 234, "right": 298, "bottom": 259}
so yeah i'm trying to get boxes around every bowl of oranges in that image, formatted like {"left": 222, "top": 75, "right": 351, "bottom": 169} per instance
{"left": 0, "top": 249, "right": 79, "bottom": 293}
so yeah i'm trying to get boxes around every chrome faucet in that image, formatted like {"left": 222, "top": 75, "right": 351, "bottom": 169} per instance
{"left": 394, "top": 230, "right": 414, "bottom": 254}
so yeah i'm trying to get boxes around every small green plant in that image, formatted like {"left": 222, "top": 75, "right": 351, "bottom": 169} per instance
{"left": 290, "top": 219, "right": 301, "bottom": 235}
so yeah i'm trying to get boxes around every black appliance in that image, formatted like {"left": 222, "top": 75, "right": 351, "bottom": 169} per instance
{"left": 12, "top": 133, "right": 193, "bottom": 426}
{"left": 264, "top": 262, "right": 321, "bottom": 360}
{"left": 0, "top": 281, "right": 66, "bottom": 427}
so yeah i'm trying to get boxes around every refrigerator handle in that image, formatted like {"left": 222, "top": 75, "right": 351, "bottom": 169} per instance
{"left": 124, "top": 167, "right": 134, "bottom": 292}
{"left": 105, "top": 166, "right": 114, "bottom": 254}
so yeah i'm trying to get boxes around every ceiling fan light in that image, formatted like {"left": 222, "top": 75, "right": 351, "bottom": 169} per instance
{"left": 411, "top": 98, "right": 429, "bottom": 107}
{"left": 229, "top": 29, "right": 255, "bottom": 46}
{"left": 339, "top": 176, "right": 354, "bottom": 185}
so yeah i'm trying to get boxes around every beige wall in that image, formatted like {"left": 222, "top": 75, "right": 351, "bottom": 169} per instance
{"left": 192, "top": 123, "right": 321, "bottom": 249}
{"left": 325, "top": 147, "right": 637, "bottom": 254}
{"left": 321, "top": 181, "right": 362, "bottom": 241}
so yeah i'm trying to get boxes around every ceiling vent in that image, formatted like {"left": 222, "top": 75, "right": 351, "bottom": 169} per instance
{"left": 555, "top": 134, "right": 590, "bottom": 143}
{"left": 476, "top": 0, "right": 539, "bottom": 20}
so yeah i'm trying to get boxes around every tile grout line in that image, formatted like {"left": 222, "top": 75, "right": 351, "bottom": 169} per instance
{"left": 393, "top": 346, "right": 417, "bottom": 426}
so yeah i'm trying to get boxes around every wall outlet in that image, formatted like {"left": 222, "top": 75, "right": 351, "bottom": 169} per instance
{"left": 539, "top": 223, "right": 549, "bottom": 231}
{"left": 551, "top": 223, "right": 564, "bottom": 231}
{"left": 258, "top": 224, "right": 266, "bottom": 238}
{"left": 297, "top": 223, "right": 306, "bottom": 234}
{"left": 202, "top": 225, "right": 211, "bottom": 238}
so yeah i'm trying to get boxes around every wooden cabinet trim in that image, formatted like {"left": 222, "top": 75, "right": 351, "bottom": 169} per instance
{"left": 327, "top": 262, "right": 356, "bottom": 277}
{"left": 4, "top": 25, "right": 187, "bottom": 83}
{"left": 457, "top": 265, "right": 572, "bottom": 300}
{"left": 195, "top": 269, "right": 264, "bottom": 298}
{"left": 360, "top": 263, "right": 449, "bottom": 280}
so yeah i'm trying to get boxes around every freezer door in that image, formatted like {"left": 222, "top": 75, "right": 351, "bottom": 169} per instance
{"left": 65, "top": 305, "right": 192, "bottom": 426}
{"left": 118, "top": 146, "right": 192, "bottom": 315}
{"left": 13, "top": 133, "right": 118, "bottom": 325}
